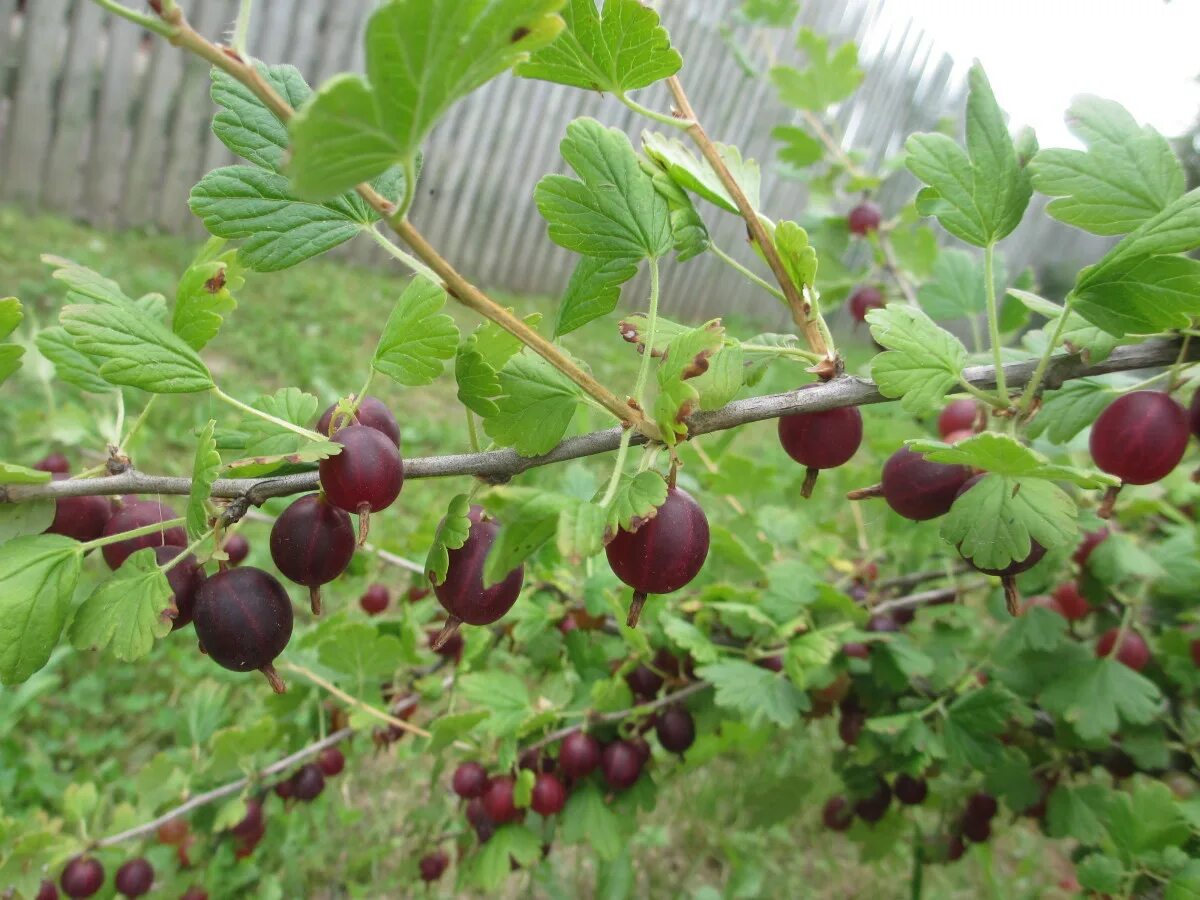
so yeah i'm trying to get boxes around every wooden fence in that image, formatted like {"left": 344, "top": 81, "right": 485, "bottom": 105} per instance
{"left": 0, "top": 0, "right": 1111, "bottom": 327}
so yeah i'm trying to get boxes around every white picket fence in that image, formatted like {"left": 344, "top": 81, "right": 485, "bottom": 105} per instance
{"left": 0, "top": 0, "right": 1110, "bottom": 326}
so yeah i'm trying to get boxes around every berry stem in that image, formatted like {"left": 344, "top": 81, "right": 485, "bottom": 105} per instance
{"left": 77, "top": 517, "right": 189, "bottom": 552}
{"left": 708, "top": 243, "right": 786, "bottom": 303}
{"left": 159, "top": 528, "right": 215, "bottom": 574}
{"left": 211, "top": 387, "right": 327, "bottom": 443}
{"left": 846, "top": 484, "right": 885, "bottom": 501}
{"left": 88, "top": 0, "right": 177, "bottom": 37}
{"left": 599, "top": 428, "right": 636, "bottom": 509}
{"left": 801, "top": 467, "right": 819, "bottom": 499}
{"left": 231, "top": 0, "right": 254, "bottom": 57}
{"left": 260, "top": 663, "right": 286, "bottom": 694}
{"left": 982, "top": 244, "right": 1009, "bottom": 405}
{"left": 336, "top": 370, "right": 378, "bottom": 432}
{"left": 118, "top": 395, "right": 158, "bottom": 455}
{"left": 363, "top": 226, "right": 441, "bottom": 283}
{"left": 1016, "top": 296, "right": 1075, "bottom": 417}
{"left": 631, "top": 257, "right": 662, "bottom": 413}
{"left": 627, "top": 591, "right": 648, "bottom": 628}
{"left": 431, "top": 616, "right": 462, "bottom": 652}
{"left": 616, "top": 91, "right": 694, "bottom": 130}
{"left": 308, "top": 587, "right": 322, "bottom": 617}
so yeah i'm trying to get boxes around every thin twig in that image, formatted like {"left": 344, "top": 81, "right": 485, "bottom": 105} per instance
{"left": 282, "top": 663, "right": 431, "bottom": 739}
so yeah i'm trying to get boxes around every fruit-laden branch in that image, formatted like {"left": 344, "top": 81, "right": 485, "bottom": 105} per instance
{"left": 4, "top": 338, "right": 1193, "bottom": 506}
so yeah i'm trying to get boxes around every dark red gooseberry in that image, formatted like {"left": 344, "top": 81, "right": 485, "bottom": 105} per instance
{"left": 601, "top": 741, "right": 644, "bottom": 790}
{"left": 842, "top": 642, "right": 870, "bottom": 660}
{"left": 293, "top": 763, "right": 326, "bottom": 801}
{"left": 418, "top": 850, "right": 449, "bottom": 883}
{"left": 1102, "top": 748, "right": 1137, "bottom": 779}
{"left": 811, "top": 672, "right": 850, "bottom": 705}
{"left": 1052, "top": 582, "right": 1091, "bottom": 621}
{"left": 966, "top": 541, "right": 1046, "bottom": 579}
{"left": 944, "top": 834, "right": 967, "bottom": 862}
{"left": 430, "top": 625, "right": 464, "bottom": 659}
{"left": 822, "top": 795, "right": 854, "bottom": 831}
{"left": 519, "top": 748, "right": 550, "bottom": 773}
{"left": 156, "top": 818, "right": 188, "bottom": 845}
{"left": 558, "top": 731, "right": 602, "bottom": 779}
{"left": 114, "top": 858, "right": 154, "bottom": 898}
{"left": 606, "top": 486, "right": 710, "bottom": 627}
{"left": 1073, "top": 527, "right": 1109, "bottom": 567}
{"left": 432, "top": 505, "right": 524, "bottom": 648}
{"left": 894, "top": 774, "right": 928, "bottom": 805}
{"left": 482, "top": 776, "right": 519, "bottom": 824}
{"left": 1190, "top": 390, "right": 1200, "bottom": 440}
{"left": 269, "top": 493, "right": 355, "bottom": 615}
{"left": 867, "top": 613, "right": 899, "bottom": 633}
{"left": 628, "top": 735, "right": 652, "bottom": 766}
{"left": 35, "top": 880, "right": 58, "bottom": 900}
{"left": 848, "top": 285, "right": 885, "bottom": 323}
{"left": 407, "top": 585, "right": 430, "bottom": 602}
{"left": 230, "top": 798, "right": 264, "bottom": 838}
{"left": 965, "top": 792, "right": 998, "bottom": 821}
{"left": 877, "top": 446, "right": 971, "bottom": 521}
{"left": 466, "top": 796, "right": 492, "bottom": 830}
{"left": 848, "top": 201, "right": 882, "bottom": 236}
{"left": 44, "top": 476, "right": 112, "bottom": 542}
{"left": 1190, "top": 638, "right": 1200, "bottom": 668}
{"left": 778, "top": 403, "right": 864, "bottom": 498}
{"left": 854, "top": 779, "right": 892, "bottom": 823}
{"left": 274, "top": 778, "right": 294, "bottom": 799}
{"left": 962, "top": 816, "right": 991, "bottom": 843}
{"left": 938, "top": 399, "right": 979, "bottom": 438}
{"left": 101, "top": 500, "right": 186, "bottom": 570}
{"left": 192, "top": 567, "right": 294, "bottom": 692}
{"left": 756, "top": 654, "right": 785, "bottom": 671}
{"left": 35, "top": 452, "right": 70, "bottom": 474}
{"left": 317, "top": 395, "right": 401, "bottom": 447}
{"left": 318, "top": 425, "right": 403, "bottom": 533}
{"left": 223, "top": 533, "right": 250, "bottom": 565}
{"left": 530, "top": 772, "right": 567, "bottom": 816}
{"left": 943, "top": 428, "right": 975, "bottom": 444}
{"left": 233, "top": 816, "right": 265, "bottom": 859}
{"left": 625, "top": 663, "right": 664, "bottom": 699}
{"left": 1023, "top": 594, "right": 1067, "bottom": 619}
{"left": 60, "top": 857, "right": 104, "bottom": 899}
{"left": 655, "top": 706, "right": 696, "bottom": 754}
{"left": 838, "top": 710, "right": 865, "bottom": 746}
{"left": 360, "top": 583, "right": 389, "bottom": 615}
{"left": 453, "top": 762, "right": 489, "bottom": 799}
{"left": 180, "top": 888, "right": 209, "bottom": 900}
{"left": 1096, "top": 628, "right": 1151, "bottom": 671}
{"left": 154, "top": 545, "right": 206, "bottom": 631}
{"left": 1090, "top": 391, "right": 1189, "bottom": 515}
{"left": 318, "top": 747, "right": 345, "bottom": 777}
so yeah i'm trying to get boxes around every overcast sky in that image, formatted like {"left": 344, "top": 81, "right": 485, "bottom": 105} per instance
{"left": 863, "top": 0, "right": 1200, "bottom": 147}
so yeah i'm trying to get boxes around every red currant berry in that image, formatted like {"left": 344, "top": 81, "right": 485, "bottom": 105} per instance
{"left": 847, "top": 201, "right": 882, "bottom": 236}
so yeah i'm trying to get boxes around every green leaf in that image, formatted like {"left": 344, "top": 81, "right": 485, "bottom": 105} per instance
{"left": 1039, "top": 657, "right": 1161, "bottom": 741}
{"left": 536, "top": 118, "right": 671, "bottom": 260}
{"left": 559, "top": 783, "right": 624, "bottom": 860}
{"left": 770, "top": 29, "right": 863, "bottom": 112}
{"left": 942, "top": 686, "right": 1015, "bottom": 769}
{"left": 69, "top": 549, "right": 174, "bottom": 660}
{"left": 1026, "top": 379, "right": 1116, "bottom": 444}
{"left": 455, "top": 346, "right": 502, "bottom": 418}
{"left": 62, "top": 781, "right": 99, "bottom": 826}
{"left": 0, "top": 296, "right": 23, "bottom": 341}
{"left": 1166, "top": 861, "right": 1200, "bottom": 900}
{"left": 1031, "top": 96, "right": 1184, "bottom": 235}
{"left": 428, "top": 710, "right": 490, "bottom": 754}
{"left": 317, "top": 623, "right": 407, "bottom": 681}
{"left": 0, "top": 536, "right": 82, "bottom": 684}
{"left": 660, "top": 614, "right": 719, "bottom": 664}
{"left": 458, "top": 671, "right": 532, "bottom": 737}
{"left": 0, "top": 499, "right": 55, "bottom": 542}
{"left": 643, "top": 130, "right": 761, "bottom": 214}
{"left": 1001, "top": 604, "right": 1068, "bottom": 653}
{"left": 287, "top": 0, "right": 564, "bottom": 198}
{"left": 1073, "top": 254, "right": 1200, "bottom": 338}
{"left": 481, "top": 487, "right": 567, "bottom": 587}
{"left": 371, "top": 278, "right": 458, "bottom": 386}
{"left": 172, "top": 246, "right": 241, "bottom": 352}
{"left": 1011, "top": 288, "right": 1122, "bottom": 362}
{"left": 0, "top": 463, "right": 51, "bottom": 486}
{"left": 516, "top": 0, "right": 681, "bottom": 93}
{"left": 426, "top": 494, "right": 472, "bottom": 586}
{"left": 59, "top": 303, "right": 214, "bottom": 394}
{"left": 0, "top": 344, "right": 24, "bottom": 385}
{"left": 909, "top": 432, "right": 1116, "bottom": 488}
{"left": 740, "top": 0, "right": 800, "bottom": 26}
{"left": 1076, "top": 853, "right": 1126, "bottom": 894}
{"left": 654, "top": 319, "right": 725, "bottom": 444}
{"left": 941, "top": 472, "right": 1076, "bottom": 571}
{"left": 866, "top": 305, "right": 968, "bottom": 415}
{"left": 43, "top": 254, "right": 131, "bottom": 306}
{"left": 482, "top": 351, "right": 581, "bottom": 456}
{"left": 187, "top": 421, "right": 220, "bottom": 541}
{"left": 1106, "top": 781, "right": 1190, "bottom": 858}
{"left": 605, "top": 471, "right": 668, "bottom": 532}
{"left": 697, "top": 659, "right": 805, "bottom": 728}
{"left": 556, "top": 499, "right": 606, "bottom": 563}
{"left": 469, "top": 825, "right": 543, "bottom": 889}
{"left": 1046, "top": 784, "right": 1109, "bottom": 843}
{"left": 772, "top": 124, "right": 824, "bottom": 168}
{"left": 905, "top": 64, "right": 1031, "bottom": 247}
{"left": 918, "top": 249, "right": 990, "bottom": 319}
{"left": 235, "top": 387, "right": 323, "bottom": 462}
{"left": 774, "top": 220, "right": 816, "bottom": 293}
{"left": 641, "top": 156, "right": 710, "bottom": 263}
{"left": 35, "top": 327, "right": 113, "bottom": 394}
{"left": 555, "top": 256, "right": 640, "bottom": 337}
{"left": 212, "top": 65, "right": 313, "bottom": 172}
{"left": 692, "top": 343, "right": 744, "bottom": 411}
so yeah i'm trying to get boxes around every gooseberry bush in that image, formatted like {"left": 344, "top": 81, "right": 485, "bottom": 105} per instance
{"left": 2, "top": 0, "right": 1200, "bottom": 896}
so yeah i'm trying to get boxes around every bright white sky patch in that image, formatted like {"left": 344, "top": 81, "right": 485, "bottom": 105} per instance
{"left": 863, "top": 0, "right": 1200, "bottom": 148}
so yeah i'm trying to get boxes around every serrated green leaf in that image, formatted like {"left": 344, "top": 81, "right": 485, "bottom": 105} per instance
{"left": 426, "top": 494, "right": 472, "bottom": 586}
{"left": 371, "top": 278, "right": 458, "bottom": 385}
{"left": 942, "top": 686, "right": 1016, "bottom": 769}
{"left": 468, "top": 824, "right": 543, "bottom": 889}
{"left": 1076, "top": 853, "right": 1125, "bottom": 893}
{"left": 516, "top": 0, "right": 681, "bottom": 93}
{"left": 172, "top": 250, "right": 240, "bottom": 352}
{"left": 0, "top": 463, "right": 52, "bottom": 486}
{"left": 1001, "top": 604, "right": 1068, "bottom": 653}
{"left": 428, "top": 709, "right": 490, "bottom": 754}
{"left": 605, "top": 471, "right": 668, "bottom": 532}
{"left": 186, "top": 421, "right": 219, "bottom": 541}
{"left": 1026, "top": 379, "right": 1117, "bottom": 444}
{"left": 0, "top": 296, "right": 21, "bottom": 340}
{"left": 0, "top": 535, "right": 81, "bottom": 684}
{"left": 654, "top": 319, "right": 725, "bottom": 444}
{"left": 1073, "top": 254, "right": 1200, "bottom": 338}
{"left": 909, "top": 432, "right": 1116, "bottom": 488}
{"left": 697, "top": 659, "right": 805, "bottom": 728}
{"left": 556, "top": 499, "right": 606, "bottom": 563}
{"left": 941, "top": 473, "right": 1076, "bottom": 570}
{"left": 1011, "top": 288, "right": 1122, "bottom": 362}
{"left": 643, "top": 130, "right": 761, "bottom": 214}
{"left": 769, "top": 29, "right": 863, "bottom": 112}
{"left": 1039, "top": 657, "right": 1161, "bottom": 741}
{"left": 660, "top": 614, "right": 719, "bottom": 664}
{"left": 62, "top": 781, "right": 99, "bottom": 825}
{"left": 775, "top": 220, "right": 816, "bottom": 293}
{"left": 559, "top": 783, "right": 624, "bottom": 860}
{"left": 866, "top": 305, "right": 968, "bottom": 414}
{"left": 772, "top": 124, "right": 824, "bottom": 168}
{"left": 60, "top": 303, "right": 213, "bottom": 393}
{"left": 918, "top": 248, "right": 990, "bottom": 319}
{"left": 642, "top": 156, "right": 709, "bottom": 263}
{"left": 317, "top": 622, "right": 406, "bottom": 682}
{"left": 482, "top": 351, "right": 581, "bottom": 457}
{"left": 1031, "top": 96, "right": 1184, "bottom": 235}
{"left": 43, "top": 254, "right": 131, "bottom": 306}
{"left": 288, "top": 0, "right": 564, "bottom": 199}
{"left": 35, "top": 327, "right": 113, "bottom": 394}
{"left": 1045, "top": 784, "right": 1110, "bottom": 843}
{"left": 455, "top": 347, "right": 501, "bottom": 418}
{"left": 458, "top": 671, "right": 532, "bottom": 737}
{"left": 0, "top": 499, "right": 55, "bottom": 542}
{"left": 69, "top": 548, "right": 174, "bottom": 660}
{"left": 482, "top": 488, "right": 567, "bottom": 587}
{"left": 555, "top": 256, "right": 639, "bottom": 337}
{"left": 212, "top": 65, "right": 312, "bottom": 172}
{"left": 692, "top": 343, "right": 743, "bottom": 411}
{"left": 0, "top": 344, "right": 24, "bottom": 385}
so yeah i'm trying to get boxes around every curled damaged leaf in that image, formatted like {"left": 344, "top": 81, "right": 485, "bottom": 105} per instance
{"left": 652, "top": 320, "right": 727, "bottom": 444}
{"left": 619, "top": 319, "right": 665, "bottom": 357}
{"left": 204, "top": 268, "right": 227, "bottom": 294}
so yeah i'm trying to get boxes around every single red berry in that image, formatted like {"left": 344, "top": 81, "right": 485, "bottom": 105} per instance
{"left": 1052, "top": 582, "right": 1091, "bottom": 621}
{"left": 1090, "top": 391, "right": 1189, "bottom": 485}
{"left": 1190, "top": 638, "right": 1200, "bottom": 668}
{"left": 965, "top": 791, "right": 998, "bottom": 822}
{"left": 319, "top": 425, "right": 404, "bottom": 518}
{"left": 625, "top": 663, "right": 664, "bottom": 699}
{"left": 848, "top": 201, "right": 882, "bottom": 236}
{"left": 943, "top": 428, "right": 975, "bottom": 444}
{"left": 756, "top": 654, "right": 785, "bottom": 671}
{"left": 838, "top": 709, "right": 865, "bottom": 746}
{"left": 418, "top": 849, "right": 449, "bottom": 883}
{"left": 180, "top": 888, "right": 209, "bottom": 900}
{"left": 822, "top": 795, "right": 854, "bottom": 831}
{"left": 274, "top": 777, "right": 294, "bottom": 799}
{"left": 233, "top": 816, "right": 265, "bottom": 859}
{"left": 35, "top": 452, "right": 71, "bottom": 474}
{"left": 1073, "top": 527, "right": 1110, "bottom": 567}
{"left": 192, "top": 567, "right": 294, "bottom": 692}
{"left": 848, "top": 285, "right": 885, "bottom": 323}
{"left": 59, "top": 857, "right": 104, "bottom": 899}
{"left": 1096, "top": 628, "right": 1151, "bottom": 671}
{"left": 962, "top": 816, "right": 991, "bottom": 843}
{"left": 230, "top": 798, "right": 264, "bottom": 839}
{"left": 1190, "top": 390, "right": 1200, "bottom": 440}
{"left": 360, "top": 583, "right": 389, "bottom": 615}
{"left": 894, "top": 774, "right": 928, "bottom": 805}
{"left": 223, "top": 533, "right": 250, "bottom": 565}
{"left": 867, "top": 613, "right": 899, "bottom": 633}
{"left": 36, "top": 880, "right": 58, "bottom": 900}
{"left": 156, "top": 818, "right": 188, "bottom": 845}
{"left": 430, "top": 625, "right": 464, "bottom": 659}
{"left": 293, "top": 763, "right": 326, "bottom": 801}
{"left": 1022, "top": 594, "right": 1067, "bottom": 619}
{"left": 101, "top": 500, "right": 186, "bottom": 570}
{"left": 558, "top": 732, "right": 602, "bottom": 779}
{"left": 854, "top": 779, "right": 892, "bottom": 823}
{"left": 655, "top": 706, "right": 696, "bottom": 754}
{"left": 114, "top": 858, "right": 154, "bottom": 898}
{"left": 938, "top": 399, "right": 978, "bottom": 438}
{"left": 465, "top": 796, "right": 492, "bottom": 829}
{"left": 778, "top": 398, "right": 864, "bottom": 498}
{"left": 811, "top": 672, "right": 851, "bottom": 706}
{"left": 433, "top": 506, "right": 524, "bottom": 646}
{"left": 452, "top": 762, "right": 489, "bottom": 799}
{"left": 44, "top": 476, "right": 112, "bottom": 542}
{"left": 155, "top": 545, "right": 206, "bottom": 631}
{"left": 606, "top": 486, "right": 710, "bottom": 627}
{"left": 944, "top": 833, "right": 967, "bottom": 862}
{"left": 407, "top": 585, "right": 431, "bottom": 602}
{"left": 482, "top": 776, "right": 519, "bottom": 824}
{"left": 530, "top": 772, "right": 567, "bottom": 816}
{"left": 317, "top": 395, "right": 401, "bottom": 446}
{"left": 269, "top": 493, "right": 356, "bottom": 615}
{"left": 601, "top": 741, "right": 643, "bottom": 790}
{"left": 842, "top": 642, "right": 870, "bottom": 660}
{"left": 880, "top": 446, "right": 971, "bottom": 521}
{"left": 318, "top": 747, "right": 345, "bottom": 777}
